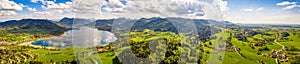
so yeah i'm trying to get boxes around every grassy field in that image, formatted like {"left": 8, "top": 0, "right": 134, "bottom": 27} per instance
{"left": 230, "top": 37, "right": 276, "bottom": 64}
{"left": 27, "top": 48, "right": 75, "bottom": 62}
{"left": 97, "top": 52, "right": 115, "bottom": 64}
{"left": 223, "top": 52, "right": 256, "bottom": 64}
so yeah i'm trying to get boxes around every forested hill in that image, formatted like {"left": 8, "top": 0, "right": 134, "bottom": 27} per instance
{"left": 0, "top": 19, "right": 66, "bottom": 36}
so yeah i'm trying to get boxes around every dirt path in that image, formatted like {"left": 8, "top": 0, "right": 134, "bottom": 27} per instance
{"left": 234, "top": 48, "right": 243, "bottom": 58}
{"left": 274, "top": 39, "right": 285, "bottom": 50}
{"left": 234, "top": 48, "right": 254, "bottom": 61}
{"left": 274, "top": 36, "right": 284, "bottom": 64}
{"left": 88, "top": 51, "right": 99, "bottom": 64}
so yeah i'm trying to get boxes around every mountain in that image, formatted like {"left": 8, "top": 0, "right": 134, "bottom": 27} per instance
{"left": 1, "top": 17, "right": 232, "bottom": 41}
{"left": 85, "top": 19, "right": 115, "bottom": 31}
{"left": 89, "top": 17, "right": 230, "bottom": 41}
{"left": 58, "top": 17, "right": 94, "bottom": 26}
{"left": 57, "top": 17, "right": 233, "bottom": 41}
{"left": 0, "top": 19, "right": 66, "bottom": 36}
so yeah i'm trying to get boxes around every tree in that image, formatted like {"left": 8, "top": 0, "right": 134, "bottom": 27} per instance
{"left": 113, "top": 56, "right": 122, "bottom": 64}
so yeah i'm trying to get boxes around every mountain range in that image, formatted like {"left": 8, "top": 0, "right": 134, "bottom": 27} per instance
{"left": 1, "top": 17, "right": 299, "bottom": 41}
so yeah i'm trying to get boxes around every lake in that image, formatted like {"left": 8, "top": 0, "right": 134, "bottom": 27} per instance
{"left": 31, "top": 27, "right": 117, "bottom": 48}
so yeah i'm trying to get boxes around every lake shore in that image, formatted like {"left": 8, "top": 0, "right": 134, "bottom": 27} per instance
{"left": 18, "top": 34, "right": 66, "bottom": 49}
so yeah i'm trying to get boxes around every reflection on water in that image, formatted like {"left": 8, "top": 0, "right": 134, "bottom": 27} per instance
{"left": 32, "top": 27, "right": 117, "bottom": 48}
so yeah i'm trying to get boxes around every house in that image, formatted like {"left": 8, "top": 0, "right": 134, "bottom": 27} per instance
{"left": 98, "top": 48, "right": 107, "bottom": 52}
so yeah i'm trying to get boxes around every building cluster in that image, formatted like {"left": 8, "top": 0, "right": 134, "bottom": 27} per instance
{"left": 261, "top": 49, "right": 290, "bottom": 62}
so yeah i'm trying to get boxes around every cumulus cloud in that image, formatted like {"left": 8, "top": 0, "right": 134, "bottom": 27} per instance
{"left": 30, "top": 0, "right": 53, "bottom": 4}
{"left": 19, "top": 4, "right": 26, "bottom": 7}
{"left": 242, "top": 7, "right": 263, "bottom": 12}
{"left": 242, "top": 9, "right": 253, "bottom": 12}
{"left": 34, "top": 11, "right": 50, "bottom": 15}
{"left": 126, "top": 0, "right": 188, "bottom": 16}
{"left": 256, "top": 7, "right": 263, "bottom": 11}
{"left": 1, "top": 0, "right": 229, "bottom": 21}
{"left": 27, "top": 7, "right": 37, "bottom": 12}
{"left": 0, "top": 11, "right": 74, "bottom": 22}
{"left": 229, "top": 14, "right": 300, "bottom": 24}
{"left": 276, "top": 1, "right": 299, "bottom": 10}
{"left": 0, "top": 11, "right": 17, "bottom": 16}
{"left": 0, "top": 0, "right": 23, "bottom": 11}
{"left": 102, "top": 0, "right": 125, "bottom": 13}
{"left": 218, "top": 0, "right": 229, "bottom": 14}
{"left": 0, "top": 0, "right": 23, "bottom": 16}
{"left": 276, "top": 1, "right": 296, "bottom": 6}
{"left": 41, "top": 1, "right": 73, "bottom": 13}
{"left": 72, "top": 0, "right": 104, "bottom": 14}
{"left": 283, "top": 4, "right": 297, "bottom": 10}
{"left": 108, "top": 0, "right": 228, "bottom": 20}
{"left": 31, "top": 0, "right": 40, "bottom": 3}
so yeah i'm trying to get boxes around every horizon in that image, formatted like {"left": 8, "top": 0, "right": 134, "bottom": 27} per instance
{"left": 0, "top": 0, "right": 300, "bottom": 24}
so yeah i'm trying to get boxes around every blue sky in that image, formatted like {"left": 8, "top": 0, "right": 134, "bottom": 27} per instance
{"left": 13, "top": 0, "right": 72, "bottom": 14}
{"left": 227, "top": 0, "right": 300, "bottom": 24}
{"left": 1, "top": 0, "right": 300, "bottom": 24}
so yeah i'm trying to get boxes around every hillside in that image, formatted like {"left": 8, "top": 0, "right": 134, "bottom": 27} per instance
{"left": 0, "top": 19, "right": 66, "bottom": 45}
{"left": 0, "top": 19, "right": 66, "bottom": 36}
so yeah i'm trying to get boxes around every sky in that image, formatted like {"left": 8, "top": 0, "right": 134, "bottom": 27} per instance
{"left": 0, "top": 0, "right": 299, "bottom": 24}
{"left": 227, "top": 0, "right": 300, "bottom": 24}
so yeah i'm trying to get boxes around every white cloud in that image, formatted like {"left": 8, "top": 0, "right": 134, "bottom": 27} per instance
{"left": 30, "top": 0, "right": 39, "bottom": 3}
{"left": 34, "top": 11, "right": 50, "bottom": 15}
{"left": 72, "top": 0, "right": 104, "bottom": 14}
{"left": 228, "top": 14, "right": 300, "bottom": 24}
{"left": 0, "top": 0, "right": 23, "bottom": 16}
{"left": 242, "top": 7, "right": 263, "bottom": 12}
{"left": 0, "top": 11, "right": 74, "bottom": 22}
{"left": 256, "top": 7, "right": 264, "bottom": 11}
{"left": 27, "top": 7, "right": 37, "bottom": 12}
{"left": 113, "top": 0, "right": 228, "bottom": 20}
{"left": 276, "top": 1, "right": 296, "bottom": 6}
{"left": 242, "top": 9, "right": 253, "bottom": 12}
{"left": 102, "top": 0, "right": 125, "bottom": 13}
{"left": 0, "top": 11, "right": 17, "bottom": 16}
{"left": 19, "top": 4, "right": 26, "bottom": 7}
{"left": 41, "top": 1, "right": 73, "bottom": 13}
{"left": 30, "top": 0, "right": 47, "bottom": 4}
{"left": 277, "top": 1, "right": 300, "bottom": 11}
{"left": 218, "top": 0, "right": 229, "bottom": 13}
{"left": 1, "top": 0, "right": 229, "bottom": 21}
{"left": 0, "top": 0, "right": 23, "bottom": 11}
{"left": 283, "top": 4, "right": 297, "bottom": 10}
